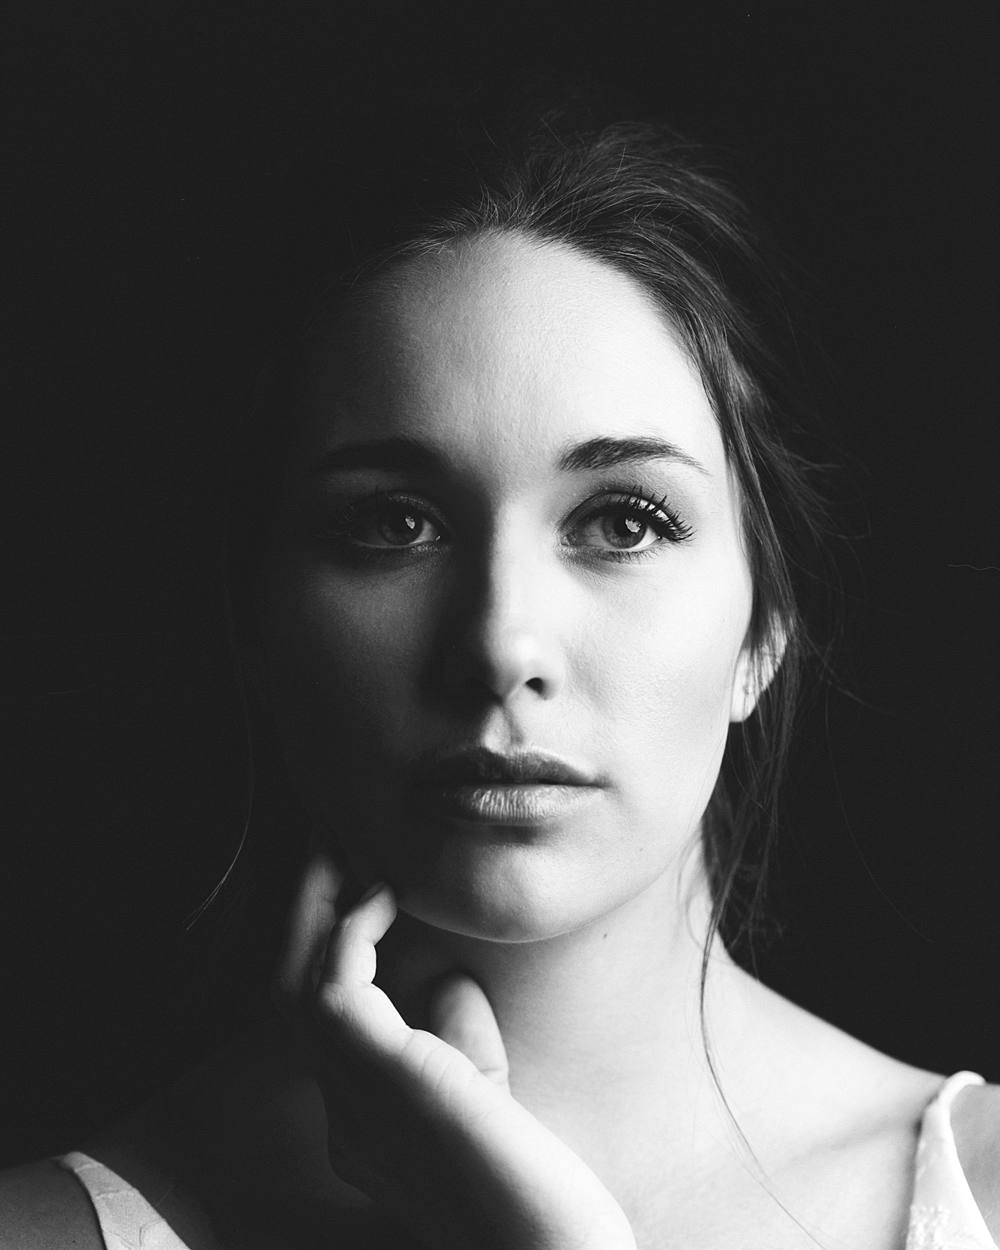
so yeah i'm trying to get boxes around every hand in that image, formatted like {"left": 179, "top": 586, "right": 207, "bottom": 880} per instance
{"left": 274, "top": 850, "right": 637, "bottom": 1250}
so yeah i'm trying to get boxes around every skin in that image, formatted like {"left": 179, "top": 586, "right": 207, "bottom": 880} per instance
{"left": 259, "top": 230, "right": 761, "bottom": 945}
{"left": 6, "top": 229, "right": 990, "bottom": 1249}
{"left": 251, "top": 232, "right": 934, "bottom": 1247}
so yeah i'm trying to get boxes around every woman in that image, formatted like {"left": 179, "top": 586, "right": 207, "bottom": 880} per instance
{"left": 3, "top": 106, "right": 997, "bottom": 1249}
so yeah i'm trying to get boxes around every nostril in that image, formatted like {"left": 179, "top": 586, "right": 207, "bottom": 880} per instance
{"left": 436, "top": 632, "right": 564, "bottom": 705}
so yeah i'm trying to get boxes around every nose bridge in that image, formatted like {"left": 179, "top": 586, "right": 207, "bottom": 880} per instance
{"left": 483, "top": 519, "right": 539, "bottom": 628}
{"left": 450, "top": 512, "right": 565, "bottom": 702}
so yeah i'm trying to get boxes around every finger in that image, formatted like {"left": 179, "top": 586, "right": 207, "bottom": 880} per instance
{"left": 322, "top": 882, "right": 397, "bottom": 988}
{"left": 314, "top": 884, "right": 410, "bottom": 1058}
{"left": 427, "top": 972, "right": 511, "bottom": 1092}
{"left": 272, "top": 847, "right": 344, "bottom": 1012}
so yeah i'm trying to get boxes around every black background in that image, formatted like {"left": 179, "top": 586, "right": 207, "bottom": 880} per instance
{"left": 5, "top": 2, "right": 999, "bottom": 1164}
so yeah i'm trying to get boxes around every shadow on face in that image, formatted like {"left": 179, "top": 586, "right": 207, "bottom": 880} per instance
{"left": 256, "top": 232, "right": 760, "bottom": 942}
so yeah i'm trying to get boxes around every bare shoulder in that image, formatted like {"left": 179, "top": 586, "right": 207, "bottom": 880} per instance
{"left": 73, "top": 1017, "right": 373, "bottom": 1249}
{"left": 0, "top": 1158, "right": 104, "bottom": 1249}
{"left": 0, "top": 1025, "right": 289, "bottom": 1250}
{"left": 953, "top": 1081, "right": 1000, "bottom": 1238}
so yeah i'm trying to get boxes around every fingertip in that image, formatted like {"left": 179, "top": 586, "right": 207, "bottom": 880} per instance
{"left": 426, "top": 970, "right": 485, "bottom": 1028}
{"left": 359, "top": 879, "right": 393, "bottom": 903}
{"left": 356, "top": 880, "right": 397, "bottom": 927}
{"left": 320, "top": 881, "right": 397, "bottom": 987}
{"left": 427, "top": 971, "right": 510, "bottom": 1089}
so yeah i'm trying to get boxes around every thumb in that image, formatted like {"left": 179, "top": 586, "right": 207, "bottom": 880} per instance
{"left": 427, "top": 972, "right": 511, "bottom": 1093}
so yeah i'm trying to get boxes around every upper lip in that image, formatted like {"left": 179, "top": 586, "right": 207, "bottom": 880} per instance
{"left": 416, "top": 746, "right": 601, "bottom": 788}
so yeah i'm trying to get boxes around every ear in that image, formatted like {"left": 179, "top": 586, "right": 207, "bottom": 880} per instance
{"left": 730, "top": 619, "right": 788, "bottom": 724}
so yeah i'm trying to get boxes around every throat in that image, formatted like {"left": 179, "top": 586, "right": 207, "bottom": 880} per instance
{"left": 373, "top": 873, "right": 756, "bottom": 1180}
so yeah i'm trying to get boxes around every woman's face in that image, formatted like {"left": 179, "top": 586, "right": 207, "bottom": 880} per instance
{"left": 259, "top": 233, "right": 760, "bottom": 942}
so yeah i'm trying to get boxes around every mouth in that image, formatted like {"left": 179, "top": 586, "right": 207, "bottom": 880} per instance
{"left": 412, "top": 746, "right": 604, "bottom": 826}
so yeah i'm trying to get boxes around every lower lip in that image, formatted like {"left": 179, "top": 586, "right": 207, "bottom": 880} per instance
{"left": 414, "top": 783, "right": 602, "bottom": 825}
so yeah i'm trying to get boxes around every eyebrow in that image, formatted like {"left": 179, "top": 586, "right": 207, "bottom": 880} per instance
{"left": 311, "top": 433, "right": 709, "bottom": 478}
{"left": 556, "top": 436, "right": 709, "bottom": 476}
{"left": 311, "top": 436, "right": 441, "bottom": 476}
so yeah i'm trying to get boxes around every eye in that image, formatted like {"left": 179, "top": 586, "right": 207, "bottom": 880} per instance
{"left": 564, "top": 490, "right": 693, "bottom": 558}
{"left": 331, "top": 494, "right": 446, "bottom": 550}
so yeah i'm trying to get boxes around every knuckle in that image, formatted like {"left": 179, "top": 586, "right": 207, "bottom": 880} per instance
{"left": 316, "top": 981, "right": 364, "bottom": 1028}
{"left": 479, "top": 1059, "right": 510, "bottom": 1087}
{"left": 399, "top": 1029, "right": 469, "bottom": 1095}
{"left": 323, "top": 918, "right": 356, "bottom": 961}
{"left": 332, "top": 910, "right": 361, "bottom": 937}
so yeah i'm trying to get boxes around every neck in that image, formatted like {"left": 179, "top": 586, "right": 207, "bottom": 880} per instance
{"left": 375, "top": 862, "right": 767, "bottom": 1186}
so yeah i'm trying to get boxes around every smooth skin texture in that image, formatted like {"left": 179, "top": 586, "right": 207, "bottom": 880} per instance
{"left": 260, "top": 231, "right": 761, "bottom": 944}
{"left": 277, "top": 863, "right": 637, "bottom": 1249}
{"left": 254, "top": 233, "right": 945, "bottom": 1248}
{"left": 3, "top": 234, "right": 998, "bottom": 1248}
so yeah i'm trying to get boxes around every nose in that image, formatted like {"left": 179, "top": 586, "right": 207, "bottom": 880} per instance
{"left": 440, "top": 534, "right": 567, "bottom": 705}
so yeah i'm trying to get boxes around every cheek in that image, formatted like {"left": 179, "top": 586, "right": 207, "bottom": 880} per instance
{"left": 259, "top": 564, "right": 435, "bottom": 787}
{"left": 261, "top": 542, "right": 751, "bottom": 862}
{"left": 268, "top": 559, "right": 428, "bottom": 684}
{"left": 581, "top": 560, "right": 749, "bottom": 830}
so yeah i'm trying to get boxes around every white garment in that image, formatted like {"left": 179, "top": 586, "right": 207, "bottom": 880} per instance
{"left": 55, "top": 1150, "right": 189, "bottom": 1250}
{"left": 906, "top": 1071, "right": 997, "bottom": 1250}
{"left": 55, "top": 1071, "right": 997, "bottom": 1250}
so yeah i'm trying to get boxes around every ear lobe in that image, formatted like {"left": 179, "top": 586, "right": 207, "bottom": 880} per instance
{"left": 730, "top": 623, "right": 788, "bottom": 724}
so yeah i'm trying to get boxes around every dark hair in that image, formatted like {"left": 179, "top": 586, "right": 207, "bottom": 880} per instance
{"left": 223, "top": 97, "right": 839, "bottom": 971}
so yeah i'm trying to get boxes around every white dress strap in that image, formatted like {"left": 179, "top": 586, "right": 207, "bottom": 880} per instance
{"left": 53, "top": 1151, "right": 193, "bottom": 1250}
{"left": 54, "top": 1078, "right": 997, "bottom": 1250}
{"left": 907, "top": 1072, "right": 998, "bottom": 1250}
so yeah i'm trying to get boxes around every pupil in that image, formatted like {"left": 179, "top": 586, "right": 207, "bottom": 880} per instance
{"left": 381, "top": 506, "right": 420, "bottom": 543}
{"left": 606, "top": 512, "right": 645, "bottom": 547}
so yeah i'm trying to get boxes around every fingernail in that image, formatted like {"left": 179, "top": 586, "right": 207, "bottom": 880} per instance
{"left": 359, "top": 881, "right": 385, "bottom": 904}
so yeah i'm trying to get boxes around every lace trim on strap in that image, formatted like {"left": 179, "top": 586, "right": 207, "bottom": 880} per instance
{"left": 53, "top": 1151, "right": 193, "bottom": 1250}
{"left": 906, "top": 1072, "right": 998, "bottom": 1250}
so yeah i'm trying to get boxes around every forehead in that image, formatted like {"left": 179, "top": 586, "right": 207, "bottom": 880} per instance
{"left": 299, "top": 232, "right": 726, "bottom": 478}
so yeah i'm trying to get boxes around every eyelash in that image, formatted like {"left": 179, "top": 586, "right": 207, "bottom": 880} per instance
{"left": 319, "top": 483, "right": 694, "bottom": 564}
{"left": 568, "top": 486, "right": 694, "bottom": 562}
{"left": 322, "top": 492, "right": 447, "bottom": 560}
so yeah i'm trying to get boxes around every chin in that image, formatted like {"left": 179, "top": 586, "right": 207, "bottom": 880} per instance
{"left": 391, "top": 842, "right": 617, "bottom": 944}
